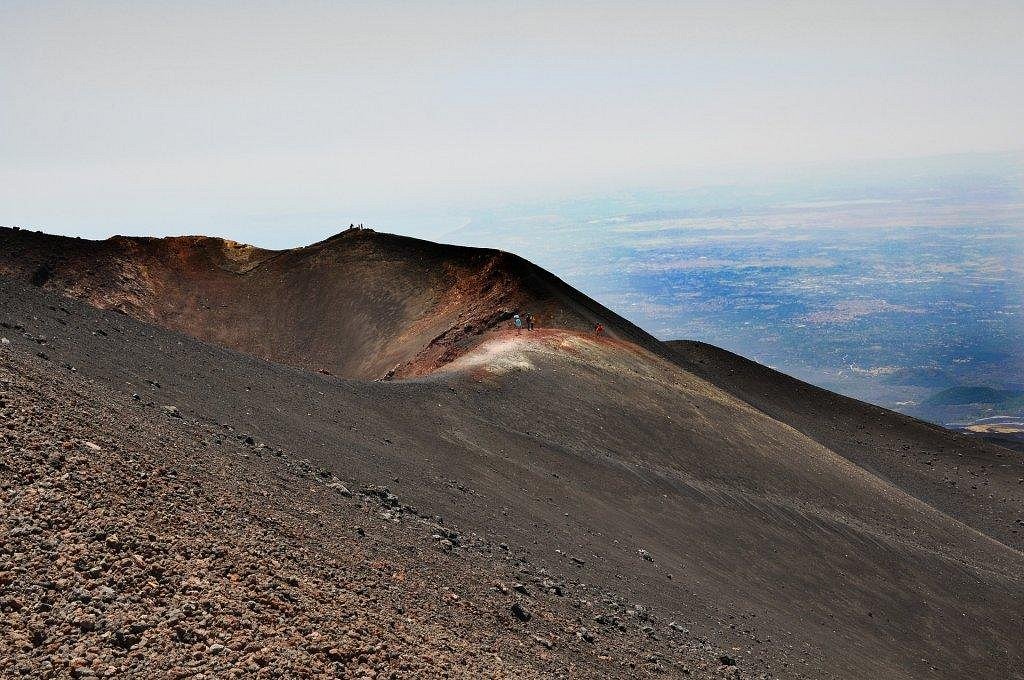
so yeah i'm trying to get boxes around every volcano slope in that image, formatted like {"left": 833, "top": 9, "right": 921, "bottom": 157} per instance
{"left": 1, "top": 230, "right": 1023, "bottom": 680}
{"left": 667, "top": 341, "right": 1024, "bottom": 550}
{"left": 0, "top": 227, "right": 663, "bottom": 380}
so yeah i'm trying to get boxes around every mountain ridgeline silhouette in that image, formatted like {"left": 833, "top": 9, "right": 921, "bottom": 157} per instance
{"left": 0, "top": 227, "right": 665, "bottom": 380}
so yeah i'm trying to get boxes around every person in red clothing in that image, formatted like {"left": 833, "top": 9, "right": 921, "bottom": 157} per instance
{"left": 594, "top": 322, "right": 604, "bottom": 336}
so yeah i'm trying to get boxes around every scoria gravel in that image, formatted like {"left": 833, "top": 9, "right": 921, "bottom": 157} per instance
{"left": 0, "top": 351, "right": 744, "bottom": 679}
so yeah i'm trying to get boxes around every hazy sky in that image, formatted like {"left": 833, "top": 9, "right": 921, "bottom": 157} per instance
{"left": 2, "top": 1, "right": 1022, "bottom": 245}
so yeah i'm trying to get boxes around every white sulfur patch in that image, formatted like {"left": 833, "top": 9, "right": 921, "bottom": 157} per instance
{"left": 445, "top": 337, "right": 537, "bottom": 375}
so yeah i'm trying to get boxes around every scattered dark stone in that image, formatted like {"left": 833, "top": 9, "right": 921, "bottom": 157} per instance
{"left": 30, "top": 264, "right": 54, "bottom": 287}
{"left": 511, "top": 602, "right": 531, "bottom": 622}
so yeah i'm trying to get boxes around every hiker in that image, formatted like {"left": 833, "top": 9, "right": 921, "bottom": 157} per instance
{"left": 594, "top": 322, "right": 604, "bottom": 336}
{"left": 526, "top": 313, "right": 535, "bottom": 331}
{"left": 513, "top": 313, "right": 523, "bottom": 334}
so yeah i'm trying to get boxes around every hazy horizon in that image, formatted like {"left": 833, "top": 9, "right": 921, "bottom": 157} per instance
{"left": 3, "top": 1, "right": 1023, "bottom": 245}
{"left": 3, "top": 148, "right": 1022, "bottom": 249}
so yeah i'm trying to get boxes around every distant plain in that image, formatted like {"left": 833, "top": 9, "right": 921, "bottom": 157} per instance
{"left": 449, "top": 154, "right": 1024, "bottom": 432}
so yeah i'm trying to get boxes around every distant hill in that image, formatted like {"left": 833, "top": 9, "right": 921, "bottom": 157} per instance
{"left": 880, "top": 366, "right": 956, "bottom": 389}
{"left": 924, "top": 385, "right": 1023, "bottom": 406}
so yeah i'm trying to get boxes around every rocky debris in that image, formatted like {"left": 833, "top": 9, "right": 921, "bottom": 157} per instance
{"left": 362, "top": 483, "right": 401, "bottom": 509}
{"left": 637, "top": 548, "right": 654, "bottom": 562}
{"left": 540, "top": 578, "right": 566, "bottom": 597}
{"left": 595, "top": 613, "right": 628, "bottom": 633}
{"left": 0, "top": 325, "right": 765, "bottom": 679}
{"left": 2, "top": 357, "right": 590, "bottom": 678}
{"left": 160, "top": 405, "right": 182, "bottom": 418}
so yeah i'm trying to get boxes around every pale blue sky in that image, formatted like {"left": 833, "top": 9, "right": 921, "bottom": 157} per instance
{"left": 2, "top": 1, "right": 1022, "bottom": 246}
